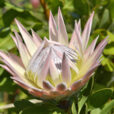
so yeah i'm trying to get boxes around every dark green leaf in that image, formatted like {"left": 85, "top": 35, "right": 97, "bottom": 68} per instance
{"left": 0, "top": 0, "right": 5, "bottom": 8}
{"left": 14, "top": 99, "right": 34, "bottom": 111}
{"left": 2, "top": 9, "right": 19, "bottom": 27}
{"left": 87, "top": 88, "right": 113, "bottom": 108}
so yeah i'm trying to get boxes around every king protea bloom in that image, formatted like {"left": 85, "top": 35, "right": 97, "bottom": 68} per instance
{"left": 0, "top": 8, "right": 108, "bottom": 99}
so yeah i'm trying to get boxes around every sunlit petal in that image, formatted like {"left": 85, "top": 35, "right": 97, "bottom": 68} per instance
{"left": 58, "top": 8, "right": 68, "bottom": 45}
{"left": 49, "top": 11, "right": 58, "bottom": 41}
{"left": 15, "top": 19, "right": 37, "bottom": 55}
{"left": 82, "top": 12, "right": 94, "bottom": 49}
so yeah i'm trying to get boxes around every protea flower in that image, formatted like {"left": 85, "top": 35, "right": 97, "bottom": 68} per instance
{"left": 0, "top": 8, "right": 108, "bottom": 99}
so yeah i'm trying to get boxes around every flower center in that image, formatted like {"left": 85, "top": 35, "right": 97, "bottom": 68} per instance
{"left": 28, "top": 43, "right": 77, "bottom": 74}
{"left": 25, "top": 42, "right": 78, "bottom": 87}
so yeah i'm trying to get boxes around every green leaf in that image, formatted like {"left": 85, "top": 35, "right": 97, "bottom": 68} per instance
{"left": 14, "top": 100, "right": 34, "bottom": 111}
{"left": 78, "top": 96, "right": 87, "bottom": 114}
{"left": 53, "top": 111, "right": 61, "bottom": 114}
{"left": 0, "top": 67, "right": 4, "bottom": 75}
{"left": 107, "top": 31, "right": 114, "bottom": 43}
{"left": 21, "top": 103, "right": 51, "bottom": 114}
{"left": 109, "top": 0, "right": 114, "bottom": 21}
{"left": 90, "top": 108, "right": 101, "bottom": 114}
{"left": 0, "top": 77, "right": 7, "bottom": 86}
{"left": 63, "top": 0, "right": 74, "bottom": 11}
{"left": 16, "top": 100, "right": 63, "bottom": 114}
{"left": 0, "top": 27, "right": 10, "bottom": 37}
{"left": 93, "top": 83, "right": 106, "bottom": 92}
{"left": 0, "top": 0, "right": 5, "bottom": 8}
{"left": 104, "top": 45, "right": 114, "bottom": 55}
{"left": 100, "top": 100, "right": 114, "bottom": 114}
{"left": 0, "top": 71, "right": 17, "bottom": 92}
{"left": 95, "top": 66, "right": 114, "bottom": 86}
{"left": 92, "top": 14, "right": 99, "bottom": 31}
{"left": 2, "top": 9, "right": 19, "bottom": 27}
{"left": 82, "top": 76, "right": 94, "bottom": 95}
{"left": 5, "top": 2, "right": 24, "bottom": 12}
{"left": 103, "top": 32, "right": 114, "bottom": 56}
{"left": 99, "top": 9, "right": 109, "bottom": 28}
{"left": 73, "top": 0, "right": 89, "bottom": 17}
{"left": 2, "top": 8, "right": 40, "bottom": 27}
{"left": 21, "top": 106, "right": 49, "bottom": 114}
{"left": 0, "top": 27, "right": 15, "bottom": 52}
{"left": 0, "top": 36, "right": 15, "bottom": 51}
{"left": 53, "top": 112, "right": 58, "bottom": 114}
{"left": 87, "top": 88, "right": 113, "bottom": 109}
{"left": 71, "top": 102, "right": 77, "bottom": 114}
{"left": 101, "top": 56, "right": 114, "bottom": 72}
{"left": 47, "top": 0, "right": 63, "bottom": 14}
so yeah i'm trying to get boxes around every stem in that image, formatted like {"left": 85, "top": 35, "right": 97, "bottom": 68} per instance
{"left": 11, "top": 89, "right": 20, "bottom": 103}
{"left": 3, "top": 92, "right": 8, "bottom": 103}
{"left": 57, "top": 99, "right": 72, "bottom": 113}
{"left": 40, "top": 0, "right": 50, "bottom": 20}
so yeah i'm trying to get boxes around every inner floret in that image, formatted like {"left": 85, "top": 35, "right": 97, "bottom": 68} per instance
{"left": 25, "top": 41, "right": 78, "bottom": 88}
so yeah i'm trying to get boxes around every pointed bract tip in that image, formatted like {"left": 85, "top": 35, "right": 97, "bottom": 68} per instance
{"left": 77, "top": 19, "right": 81, "bottom": 26}
{"left": 44, "top": 37, "right": 49, "bottom": 43}
{"left": 105, "top": 35, "right": 109, "bottom": 40}
{"left": 14, "top": 18, "right": 17, "bottom": 22}
{"left": 58, "top": 7, "right": 61, "bottom": 12}
{"left": 90, "top": 11, "right": 95, "bottom": 19}
{"left": 102, "top": 36, "right": 109, "bottom": 44}
{"left": 78, "top": 19, "right": 81, "bottom": 23}
{"left": 74, "top": 20, "right": 77, "bottom": 25}
{"left": 49, "top": 11, "right": 52, "bottom": 20}
{"left": 74, "top": 20, "right": 79, "bottom": 28}
{"left": 14, "top": 18, "right": 19, "bottom": 25}
{"left": 58, "top": 7, "right": 62, "bottom": 15}
{"left": 31, "top": 28, "right": 36, "bottom": 36}
{"left": 49, "top": 10, "right": 53, "bottom": 17}
{"left": 14, "top": 19, "right": 24, "bottom": 30}
{"left": 92, "top": 11, "right": 95, "bottom": 15}
{"left": 95, "top": 35, "right": 99, "bottom": 41}
{"left": 31, "top": 28, "right": 33, "bottom": 32}
{"left": 104, "top": 36, "right": 109, "bottom": 44}
{"left": 10, "top": 34, "right": 14, "bottom": 38}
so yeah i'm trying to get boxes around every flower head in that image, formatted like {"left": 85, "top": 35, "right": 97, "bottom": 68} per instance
{"left": 0, "top": 8, "right": 108, "bottom": 99}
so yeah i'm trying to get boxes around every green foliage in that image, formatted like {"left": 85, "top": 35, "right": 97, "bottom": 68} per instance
{"left": 71, "top": 102, "right": 77, "bottom": 114}
{"left": 100, "top": 100, "right": 114, "bottom": 114}
{"left": 78, "top": 96, "right": 87, "bottom": 114}
{"left": 0, "top": 0, "right": 114, "bottom": 114}
{"left": 87, "top": 88, "right": 113, "bottom": 108}
{"left": 13, "top": 99, "right": 65, "bottom": 114}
